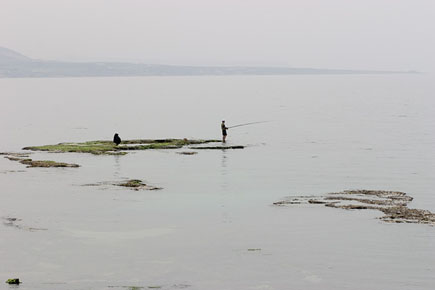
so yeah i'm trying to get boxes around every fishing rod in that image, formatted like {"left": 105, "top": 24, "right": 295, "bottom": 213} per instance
{"left": 228, "top": 121, "right": 269, "bottom": 129}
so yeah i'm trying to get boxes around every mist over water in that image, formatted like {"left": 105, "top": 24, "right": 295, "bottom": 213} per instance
{"left": 1, "top": 75, "right": 434, "bottom": 289}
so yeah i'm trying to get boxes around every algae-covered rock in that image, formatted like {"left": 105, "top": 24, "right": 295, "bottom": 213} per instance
{"left": 0, "top": 152, "right": 31, "bottom": 158}
{"left": 82, "top": 179, "right": 162, "bottom": 191}
{"left": 22, "top": 159, "right": 80, "bottom": 168}
{"left": 6, "top": 278, "right": 20, "bottom": 284}
{"left": 118, "top": 179, "right": 145, "bottom": 188}
{"left": 23, "top": 141, "right": 124, "bottom": 155}
{"left": 116, "top": 179, "right": 162, "bottom": 191}
{"left": 4, "top": 156, "right": 80, "bottom": 168}
{"left": 23, "top": 139, "right": 221, "bottom": 155}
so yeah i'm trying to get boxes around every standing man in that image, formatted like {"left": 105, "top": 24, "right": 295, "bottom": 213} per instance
{"left": 221, "top": 120, "right": 228, "bottom": 143}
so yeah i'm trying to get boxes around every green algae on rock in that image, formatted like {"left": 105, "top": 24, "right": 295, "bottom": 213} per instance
{"left": 5, "top": 278, "right": 20, "bottom": 285}
{"left": 4, "top": 156, "right": 80, "bottom": 168}
{"left": 23, "top": 139, "right": 221, "bottom": 155}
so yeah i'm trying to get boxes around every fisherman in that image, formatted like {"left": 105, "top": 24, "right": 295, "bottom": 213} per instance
{"left": 221, "top": 120, "right": 228, "bottom": 143}
{"left": 113, "top": 133, "right": 121, "bottom": 145}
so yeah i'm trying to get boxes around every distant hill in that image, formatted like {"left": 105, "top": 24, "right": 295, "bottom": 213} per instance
{"left": 0, "top": 47, "right": 418, "bottom": 78}
{"left": 0, "top": 47, "right": 31, "bottom": 63}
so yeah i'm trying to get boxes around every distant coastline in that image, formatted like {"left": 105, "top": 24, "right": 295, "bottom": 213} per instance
{"left": 0, "top": 47, "right": 419, "bottom": 78}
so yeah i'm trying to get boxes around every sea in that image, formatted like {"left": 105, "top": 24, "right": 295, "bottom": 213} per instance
{"left": 1, "top": 74, "right": 434, "bottom": 290}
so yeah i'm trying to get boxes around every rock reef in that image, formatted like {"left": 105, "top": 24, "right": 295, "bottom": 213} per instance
{"left": 4, "top": 155, "right": 80, "bottom": 168}
{"left": 274, "top": 190, "right": 435, "bottom": 225}
{"left": 23, "top": 139, "right": 223, "bottom": 155}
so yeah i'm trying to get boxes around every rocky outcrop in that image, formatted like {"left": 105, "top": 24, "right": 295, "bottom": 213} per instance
{"left": 274, "top": 190, "right": 435, "bottom": 225}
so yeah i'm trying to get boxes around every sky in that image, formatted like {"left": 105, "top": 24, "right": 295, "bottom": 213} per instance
{"left": 1, "top": 0, "right": 434, "bottom": 71}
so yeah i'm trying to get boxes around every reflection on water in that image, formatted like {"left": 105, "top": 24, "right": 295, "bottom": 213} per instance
{"left": 113, "top": 155, "right": 121, "bottom": 178}
{"left": 220, "top": 151, "right": 232, "bottom": 224}
{"left": 220, "top": 150, "right": 229, "bottom": 191}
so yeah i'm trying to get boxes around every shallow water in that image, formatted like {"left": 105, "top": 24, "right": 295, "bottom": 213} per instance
{"left": 1, "top": 75, "right": 434, "bottom": 289}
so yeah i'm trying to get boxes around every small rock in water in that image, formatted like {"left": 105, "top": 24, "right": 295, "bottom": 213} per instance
{"left": 177, "top": 151, "right": 198, "bottom": 155}
{"left": 6, "top": 278, "right": 20, "bottom": 284}
{"left": 116, "top": 179, "right": 163, "bottom": 191}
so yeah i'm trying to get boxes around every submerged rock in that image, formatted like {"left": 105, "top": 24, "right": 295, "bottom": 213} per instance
{"left": 274, "top": 190, "right": 435, "bottom": 225}
{"left": 82, "top": 179, "right": 162, "bottom": 191}
{"left": 107, "top": 286, "right": 145, "bottom": 289}
{"left": 0, "top": 170, "right": 26, "bottom": 174}
{"left": 189, "top": 145, "right": 244, "bottom": 150}
{"left": 177, "top": 151, "right": 198, "bottom": 155}
{"left": 3, "top": 217, "right": 48, "bottom": 231}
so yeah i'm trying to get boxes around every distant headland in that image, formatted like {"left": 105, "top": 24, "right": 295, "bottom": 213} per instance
{"left": 0, "top": 47, "right": 418, "bottom": 78}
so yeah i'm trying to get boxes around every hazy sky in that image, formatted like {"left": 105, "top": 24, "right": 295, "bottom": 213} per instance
{"left": 1, "top": 0, "right": 434, "bottom": 71}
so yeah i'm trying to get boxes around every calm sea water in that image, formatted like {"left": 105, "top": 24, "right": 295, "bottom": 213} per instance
{"left": 1, "top": 75, "right": 434, "bottom": 290}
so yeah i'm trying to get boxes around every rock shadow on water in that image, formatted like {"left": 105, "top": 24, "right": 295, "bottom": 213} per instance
{"left": 274, "top": 190, "right": 435, "bottom": 225}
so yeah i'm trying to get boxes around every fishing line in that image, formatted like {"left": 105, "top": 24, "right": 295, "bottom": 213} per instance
{"left": 228, "top": 121, "right": 270, "bottom": 129}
